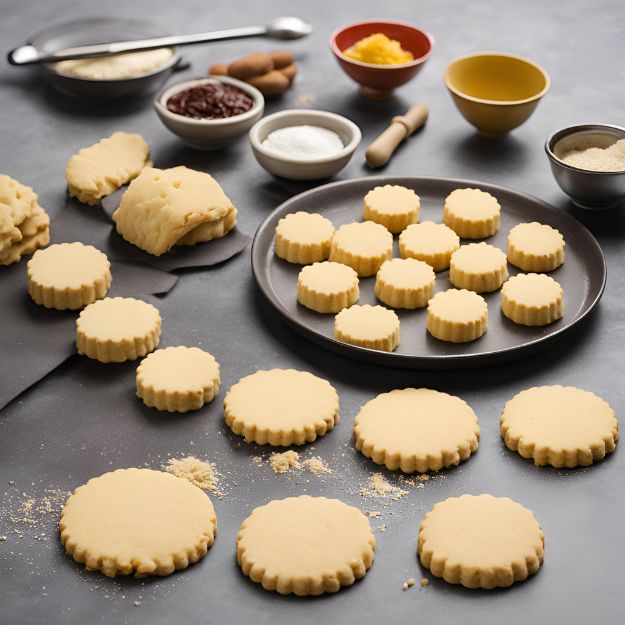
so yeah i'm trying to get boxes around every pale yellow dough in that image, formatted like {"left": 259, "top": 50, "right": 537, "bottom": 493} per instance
{"left": 224, "top": 369, "right": 339, "bottom": 446}
{"left": 136, "top": 346, "right": 221, "bottom": 413}
{"left": 274, "top": 211, "right": 335, "bottom": 264}
{"left": 375, "top": 258, "right": 435, "bottom": 309}
{"left": 329, "top": 221, "right": 393, "bottom": 277}
{"left": 297, "top": 261, "right": 359, "bottom": 313}
{"left": 27, "top": 243, "right": 111, "bottom": 310}
{"left": 500, "top": 385, "right": 618, "bottom": 468}
{"left": 418, "top": 494, "right": 544, "bottom": 589}
{"left": 66, "top": 132, "right": 150, "bottom": 205}
{"left": 76, "top": 297, "right": 161, "bottom": 363}
{"left": 501, "top": 273, "right": 563, "bottom": 326}
{"left": 449, "top": 242, "right": 508, "bottom": 293}
{"left": 334, "top": 304, "right": 400, "bottom": 352}
{"left": 237, "top": 495, "right": 375, "bottom": 596}
{"left": 354, "top": 388, "right": 480, "bottom": 472}
{"left": 427, "top": 289, "right": 488, "bottom": 342}
{"left": 60, "top": 468, "right": 216, "bottom": 578}
{"left": 113, "top": 166, "right": 236, "bottom": 256}
{"left": 507, "top": 222, "right": 565, "bottom": 272}
{"left": 443, "top": 188, "right": 501, "bottom": 239}
{"left": 363, "top": 185, "right": 420, "bottom": 233}
{"left": 399, "top": 221, "right": 460, "bottom": 271}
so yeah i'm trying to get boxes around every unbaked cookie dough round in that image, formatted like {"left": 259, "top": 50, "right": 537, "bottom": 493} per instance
{"left": 443, "top": 188, "right": 501, "bottom": 239}
{"left": 224, "top": 369, "right": 339, "bottom": 446}
{"left": 354, "top": 388, "right": 480, "bottom": 472}
{"left": 60, "top": 468, "right": 217, "bottom": 578}
{"left": 363, "top": 184, "right": 420, "bottom": 233}
{"left": 375, "top": 258, "right": 435, "bottom": 309}
{"left": 501, "top": 273, "right": 563, "bottom": 326}
{"left": 399, "top": 221, "right": 460, "bottom": 271}
{"left": 27, "top": 242, "right": 111, "bottom": 310}
{"left": 297, "top": 261, "right": 359, "bottom": 313}
{"left": 427, "top": 289, "right": 488, "bottom": 343}
{"left": 237, "top": 495, "right": 375, "bottom": 596}
{"left": 449, "top": 242, "right": 508, "bottom": 293}
{"left": 507, "top": 222, "right": 565, "bottom": 272}
{"left": 329, "top": 221, "right": 393, "bottom": 277}
{"left": 274, "top": 211, "right": 335, "bottom": 264}
{"left": 334, "top": 304, "right": 400, "bottom": 352}
{"left": 500, "top": 385, "right": 618, "bottom": 468}
{"left": 418, "top": 494, "right": 544, "bottom": 589}
{"left": 76, "top": 297, "right": 161, "bottom": 363}
{"left": 136, "top": 346, "right": 221, "bottom": 413}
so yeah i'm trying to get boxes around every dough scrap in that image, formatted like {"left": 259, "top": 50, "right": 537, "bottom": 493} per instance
{"left": 443, "top": 188, "right": 501, "bottom": 239}
{"left": 449, "top": 242, "right": 508, "bottom": 293}
{"left": 375, "top": 258, "right": 435, "bottom": 309}
{"left": 224, "top": 369, "right": 339, "bottom": 446}
{"left": 507, "top": 222, "right": 565, "bottom": 272}
{"left": 501, "top": 273, "right": 563, "bottom": 326}
{"left": 363, "top": 185, "right": 420, "bottom": 233}
{"left": 113, "top": 166, "right": 236, "bottom": 256}
{"left": 76, "top": 297, "right": 161, "bottom": 363}
{"left": 136, "top": 346, "right": 221, "bottom": 413}
{"left": 500, "top": 385, "right": 618, "bottom": 468}
{"left": 60, "top": 468, "right": 216, "bottom": 578}
{"left": 329, "top": 221, "right": 393, "bottom": 277}
{"left": 399, "top": 221, "right": 460, "bottom": 271}
{"left": 354, "top": 388, "right": 480, "bottom": 472}
{"left": 0, "top": 209, "right": 50, "bottom": 266}
{"left": 27, "top": 242, "right": 111, "bottom": 310}
{"left": 418, "top": 494, "right": 544, "bottom": 589}
{"left": 237, "top": 495, "right": 375, "bottom": 596}
{"left": 66, "top": 132, "right": 150, "bottom": 205}
{"left": 334, "top": 304, "right": 400, "bottom": 352}
{"left": 427, "top": 289, "right": 488, "bottom": 342}
{"left": 297, "top": 261, "right": 359, "bottom": 313}
{"left": 275, "top": 211, "right": 335, "bottom": 264}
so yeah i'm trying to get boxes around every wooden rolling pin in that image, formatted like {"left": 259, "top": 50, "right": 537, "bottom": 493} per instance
{"left": 365, "top": 104, "right": 429, "bottom": 168}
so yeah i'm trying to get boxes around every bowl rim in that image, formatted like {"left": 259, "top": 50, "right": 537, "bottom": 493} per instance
{"left": 444, "top": 51, "right": 550, "bottom": 106}
{"left": 154, "top": 75, "right": 264, "bottom": 127}
{"left": 545, "top": 123, "right": 625, "bottom": 175}
{"left": 249, "top": 109, "right": 362, "bottom": 165}
{"left": 329, "top": 19, "right": 435, "bottom": 69}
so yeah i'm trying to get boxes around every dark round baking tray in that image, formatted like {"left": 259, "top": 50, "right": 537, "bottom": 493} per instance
{"left": 251, "top": 175, "right": 607, "bottom": 369}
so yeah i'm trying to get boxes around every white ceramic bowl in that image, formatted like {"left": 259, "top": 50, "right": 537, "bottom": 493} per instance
{"left": 154, "top": 76, "right": 264, "bottom": 150}
{"left": 249, "top": 109, "right": 361, "bottom": 180}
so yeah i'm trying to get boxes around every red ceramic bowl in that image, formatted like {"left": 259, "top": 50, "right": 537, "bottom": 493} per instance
{"left": 330, "top": 20, "right": 434, "bottom": 99}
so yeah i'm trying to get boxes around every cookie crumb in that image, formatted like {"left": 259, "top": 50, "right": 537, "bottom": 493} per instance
{"left": 134, "top": 601, "right": 142, "bottom": 607}
{"left": 361, "top": 473, "right": 408, "bottom": 500}
{"left": 302, "top": 456, "right": 331, "bottom": 475}
{"left": 378, "top": 523, "right": 386, "bottom": 532}
{"left": 402, "top": 578, "right": 416, "bottom": 590}
{"left": 420, "top": 577, "right": 429, "bottom": 587}
{"left": 269, "top": 450, "right": 300, "bottom": 474}
{"left": 366, "top": 511, "right": 381, "bottom": 518}
{"left": 164, "top": 456, "right": 221, "bottom": 495}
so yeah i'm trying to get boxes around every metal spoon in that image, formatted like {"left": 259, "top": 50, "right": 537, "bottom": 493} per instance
{"left": 7, "top": 16, "right": 312, "bottom": 66}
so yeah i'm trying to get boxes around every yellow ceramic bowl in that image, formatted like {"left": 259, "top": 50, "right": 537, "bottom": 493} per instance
{"left": 445, "top": 52, "right": 550, "bottom": 137}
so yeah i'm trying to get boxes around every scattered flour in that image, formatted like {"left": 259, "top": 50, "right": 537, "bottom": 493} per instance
{"left": 164, "top": 456, "right": 222, "bottom": 495}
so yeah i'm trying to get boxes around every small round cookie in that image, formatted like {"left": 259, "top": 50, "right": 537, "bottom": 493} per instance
{"left": 501, "top": 273, "right": 563, "bottom": 326}
{"left": 60, "top": 468, "right": 217, "bottom": 578}
{"left": 418, "top": 494, "right": 544, "bottom": 589}
{"left": 297, "top": 261, "right": 359, "bottom": 313}
{"left": 329, "top": 221, "right": 393, "bottom": 277}
{"left": 375, "top": 258, "right": 435, "bottom": 309}
{"left": 427, "top": 289, "right": 488, "bottom": 343}
{"left": 237, "top": 495, "right": 375, "bottom": 596}
{"left": 507, "top": 222, "right": 565, "bottom": 272}
{"left": 274, "top": 211, "right": 335, "bottom": 264}
{"left": 500, "top": 385, "right": 618, "bottom": 468}
{"left": 443, "top": 188, "right": 501, "bottom": 239}
{"left": 27, "top": 242, "right": 111, "bottom": 310}
{"left": 449, "top": 242, "right": 508, "bottom": 293}
{"left": 224, "top": 369, "right": 339, "bottom": 446}
{"left": 399, "top": 222, "right": 460, "bottom": 271}
{"left": 363, "top": 184, "right": 420, "bottom": 233}
{"left": 76, "top": 297, "right": 161, "bottom": 363}
{"left": 136, "top": 346, "right": 221, "bottom": 413}
{"left": 354, "top": 388, "right": 480, "bottom": 472}
{"left": 334, "top": 304, "right": 400, "bottom": 352}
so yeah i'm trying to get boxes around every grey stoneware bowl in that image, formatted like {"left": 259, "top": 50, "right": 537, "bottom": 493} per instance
{"left": 249, "top": 109, "right": 361, "bottom": 180}
{"left": 545, "top": 123, "right": 625, "bottom": 210}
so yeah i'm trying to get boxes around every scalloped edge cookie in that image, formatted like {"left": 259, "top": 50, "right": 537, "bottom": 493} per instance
{"left": 501, "top": 273, "right": 564, "bottom": 326}
{"left": 507, "top": 222, "right": 565, "bottom": 272}
{"left": 399, "top": 221, "right": 460, "bottom": 271}
{"left": 329, "top": 221, "right": 393, "bottom": 277}
{"left": 427, "top": 289, "right": 488, "bottom": 343}
{"left": 375, "top": 258, "right": 435, "bottom": 309}
{"left": 297, "top": 261, "right": 359, "bottom": 313}
{"left": 274, "top": 211, "right": 335, "bottom": 264}
{"left": 443, "top": 188, "right": 501, "bottom": 239}
{"left": 334, "top": 304, "right": 400, "bottom": 351}
{"left": 449, "top": 242, "right": 508, "bottom": 293}
{"left": 363, "top": 184, "right": 420, "bottom": 233}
